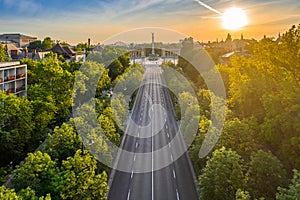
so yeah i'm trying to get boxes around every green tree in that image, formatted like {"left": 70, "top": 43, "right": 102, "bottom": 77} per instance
{"left": 198, "top": 147, "right": 245, "bottom": 200}
{"left": 0, "top": 92, "right": 35, "bottom": 166}
{"left": 246, "top": 150, "right": 286, "bottom": 200}
{"left": 107, "top": 58, "right": 123, "bottom": 80}
{"left": 276, "top": 169, "right": 300, "bottom": 200}
{"left": 23, "top": 54, "right": 74, "bottom": 124}
{"left": 41, "top": 123, "right": 81, "bottom": 162}
{"left": 217, "top": 117, "right": 259, "bottom": 161}
{"left": 42, "top": 37, "right": 54, "bottom": 50}
{"left": 28, "top": 40, "right": 43, "bottom": 50}
{"left": 0, "top": 186, "right": 51, "bottom": 200}
{"left": 0, "top": 43, "right": 10, "bottom": 61}
{"left": 98, "top": 113, "right": 120, "bottom": 145}
{"left": 0, "top": 186, "right": 18, "bottom": 199}
{"left": 56, "top": 150, "right": 108, "bottom": 200}
{"left": 12, "top": 151, "right": 58, "bottom": 197}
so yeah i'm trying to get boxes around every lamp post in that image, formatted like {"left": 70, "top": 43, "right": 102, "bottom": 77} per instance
{"left": 81, "top": 125, "right": 95, "bottom": 156}
{"left": 81, "top": 137, "right": 95, "bottom": 156}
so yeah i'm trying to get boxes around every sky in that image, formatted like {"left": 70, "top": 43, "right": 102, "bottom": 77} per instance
{"left": 0, "top": 0, "right": 299, "bottom": 45}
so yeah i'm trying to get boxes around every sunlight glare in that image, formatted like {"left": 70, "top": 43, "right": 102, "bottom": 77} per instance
{"left": 222, "top": 7, "right": 248, "bottom": 30}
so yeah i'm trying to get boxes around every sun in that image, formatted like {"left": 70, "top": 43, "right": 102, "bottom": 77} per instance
{"left": 222, "top": 7, "right": 248, "bottom": 30}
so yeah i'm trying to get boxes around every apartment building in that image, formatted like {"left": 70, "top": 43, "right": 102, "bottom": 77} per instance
{"left": 0, "top": 62, "right": 27, "bottom": 97}
{"left": 0, "top": 33, "right": 37, "bottom": 48}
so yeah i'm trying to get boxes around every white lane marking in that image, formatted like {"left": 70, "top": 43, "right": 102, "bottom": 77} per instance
{"left": 173, "top": 169, "right": 176, "bottom": 178}
{"left": 127, "top": 189, "right": 131, "bottom": 200}
{"left": 135, "top": 142, "right": 138, "bottom": 148}
{"left": 151, "top": 84, "right": 154, "bottom": 200}
{"left": 131, "top": 170, "right": 134, "bottom": 179}
{"left": 137, "top": 131, "right": 140, "bottom": 137}
{"left": 166, "top": 125, "right": 168, "bottom": 129}
{"left": 171, "top": 154, "right": 173, "bottom": 162}
{"left": 176, "top": 189, "right": 180, "bottom": 200}
{"left": 167, "top": 133, "right": 170, "bottom": 138}
{"left": 133, "top": 154, "right": 136, "bottom": 162}
{"left": 168, "top": 143, "right": 171, "bottom": 148}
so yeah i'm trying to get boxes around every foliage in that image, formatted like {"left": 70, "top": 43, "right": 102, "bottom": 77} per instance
{"left": 276, "top": 169, "right": 300, "bottom": 200}
{"left": 217, "top": 117, "right": 259, "bottom": 161}
{"left": 56, "top": 150, "right": 108, "bottom": 200}
{"left": 0, "top": 43, "right": 10, "bottom": 62}
{"left": 0, "top": 92, "right": 35, "bottom": 166}
{"left": 12, "top": 151, "right": 58, "bottom": 197}
{"left": 246, "top": 150, "right": 286, "bottom": 200}
{"left": 42, "top": 37, "right": 54, "bottom": 50}
{"left": 198, "top": 147, "right": 245, "bottom": 200}
{"left": 0, "top": 186, "right": 18, "bottom": 199}
{"left": 23, "top": 53, "right": 74, "bottom": 125}
{"left": 41, "top": 123, "right": 81, "bottom": 162}
{"left": 28, "top": 40, "right": 43, "bottom": 50}
{"left": 235, "top": 189, "right": 251, "bottom": 200}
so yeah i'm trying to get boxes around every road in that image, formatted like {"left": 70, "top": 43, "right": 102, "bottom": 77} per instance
{"left": 108, "top": 63, "right": 199, "bottom": 200}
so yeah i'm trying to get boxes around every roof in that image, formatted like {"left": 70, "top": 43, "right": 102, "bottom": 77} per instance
{"left": 63, "top": 46, "right": 75, "bottom": 55}
{"left": 50, "top": 43, "right": 75, "bottom": 58}
{"left": 0, "top": 33, "right": 37, "bottom": 39}
{"left": 33, "top": 51, "right": 51, "bottom": 60}
{"left": 1, "top": 43, "right": 19, "bottom": 51}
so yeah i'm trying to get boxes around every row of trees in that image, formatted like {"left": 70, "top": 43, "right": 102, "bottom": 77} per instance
{"left": 0, "top": 46, "right": 136, "bottom": 199}
{"left": 175, "top": 24, "right": 300, "bottom": 199}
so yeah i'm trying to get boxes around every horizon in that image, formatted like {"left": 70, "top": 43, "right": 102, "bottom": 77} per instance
{"left": 0, "top": 0, "right": 299, "bottom": 45}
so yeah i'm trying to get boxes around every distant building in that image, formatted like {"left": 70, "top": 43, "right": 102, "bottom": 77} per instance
{"left": 0, "top": 33, "right": 37, "bottom": 48}
{"left": 32, "top": 51, "right": 51, "bottom": 61}
{"left": 0, "top": 61, "right": 27, "bottom": 97}
{"left": 50, "top": 43, "right": 76, "bottom": 59}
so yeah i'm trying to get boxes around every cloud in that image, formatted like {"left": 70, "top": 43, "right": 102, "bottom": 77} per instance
{"left": 2, "top": 0, "right": 41, "bottom": 14}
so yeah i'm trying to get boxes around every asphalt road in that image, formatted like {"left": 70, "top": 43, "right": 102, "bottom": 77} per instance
{"left": 108, "top": 63, "right": 199, "bottom": 200}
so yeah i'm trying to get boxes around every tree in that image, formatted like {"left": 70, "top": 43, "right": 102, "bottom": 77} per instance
{"left": 198, "top": 147, "right": 245, "bottom": 200}
{"left": 0, "top": 186, "right": 18, "bottom": 199}
{"left": 12, "top": 151, "right": 58, "bottom": 197}
{"left": 246, "top": 150, "right": 287, "bottom": 200}
{"left": 41, "top": 123, "right": 81, "bottom": 162}
{"left": 23, "top": 54, "right": 74, "bottom": 124}
{"left": 28, "top": 40, "right": 43, "bottom": 50}
{"left": 0, "top": 186, "right": 51, "bottom": 200}
{"left": 276, "top": 169, "right": 300, "bottom": 200}
{"left": 0, "top": 43, "right": 10, "bottom": 62}
{"left": 98, "top": 113, "right": 120, "bottom": 145}
{"left": 56, "top": 150, "right": 108, "bottom": 200}
{"left": 0, "top": 91, "right": 35, "bottom": 166}
{"left": 42, "top": 37, "right": 54, "bottom": 50}
{"left": 217, "top": 117, "right": 260, "bottom": 161}
{"left": 107, "top": 58, "right": 123, "bottom": 80}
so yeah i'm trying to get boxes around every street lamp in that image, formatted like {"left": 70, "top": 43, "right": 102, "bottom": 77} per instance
{"left": 81, "top": 137, "right": 95, "bottom": 156}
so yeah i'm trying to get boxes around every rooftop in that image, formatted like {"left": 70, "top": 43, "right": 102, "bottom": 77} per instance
{"left": 0, "top": 33, "right": 37, "bottom": 39}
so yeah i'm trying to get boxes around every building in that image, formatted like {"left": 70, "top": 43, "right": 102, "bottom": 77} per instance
{"left": 0, "top": 62, "right": 27, "bottom": 97}
{"left": 50, "top": 43, "right": 76, "bottom": 59}
{"left": 1, "top": 43, "right": 20, "bottom": 60}
{"left": 32, "top": 51, "right": 51, "bottom": 61}
{"left": 0, "top": 33, "right": 37, "bottom": 48}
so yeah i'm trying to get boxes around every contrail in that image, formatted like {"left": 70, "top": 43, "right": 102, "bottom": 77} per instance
{"left": 194, "top": 0, "right": 222, "bottom": 15}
